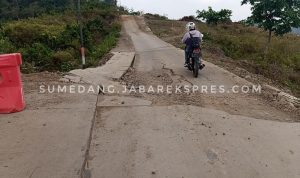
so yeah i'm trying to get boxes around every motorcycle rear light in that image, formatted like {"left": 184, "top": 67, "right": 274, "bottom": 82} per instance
{"left": 193, "top": 49, "right": 201, "bottom": 53}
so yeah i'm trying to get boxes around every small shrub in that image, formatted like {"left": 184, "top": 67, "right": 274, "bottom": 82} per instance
{"left": 21, "top": 62, "right": 36, "bottom": 74}
{"left": 0, "top": 37, "right": 16, "bottom": 53}
{"left": 24, "top": 43, "right": 54, "bottom": 71}
{"left": 144, "top": 13, "right": 168, "bottom": 20}
{"left": 53, "top": 51, "right": 75, "bottom": 71}
{"left": 179, "top": 16, "right": 199, "bottom": 22}
{"left": 58, "top": 24, "right": 80, "bottom": 49}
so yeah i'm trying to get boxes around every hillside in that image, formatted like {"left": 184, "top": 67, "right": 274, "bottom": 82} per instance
{"left": 0, "top": 1, "right": 121, "bottom": 72}
{"left": 145, "top": 15, "right": 300, "bottom": 96}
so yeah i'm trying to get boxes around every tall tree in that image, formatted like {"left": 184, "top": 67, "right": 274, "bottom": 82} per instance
{"left": 196, "top": 7, "right": 232, "bottom": 25}
{"left": 242, "top": 0, "right": 300, "bottom": 57}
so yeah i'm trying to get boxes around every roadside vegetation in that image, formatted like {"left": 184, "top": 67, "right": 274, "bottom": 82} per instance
{"left": 0, "top": 0, "right": 121, "bottom": 73}
{"left": 145, "top": 15, "right": 300, "bottom": 96}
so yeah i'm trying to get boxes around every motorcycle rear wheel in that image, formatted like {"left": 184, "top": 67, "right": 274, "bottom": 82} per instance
{"left": 193, "top": 58, "right": 199, "bottom": 78}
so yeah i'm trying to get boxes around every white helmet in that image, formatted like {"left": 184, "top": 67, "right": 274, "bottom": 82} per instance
{"left": 186, "top": 22, "right": 196, "bottom": 31}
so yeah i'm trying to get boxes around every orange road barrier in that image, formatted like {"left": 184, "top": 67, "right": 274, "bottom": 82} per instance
{"left": 0, "top": 53, "right": 25, "bottom": 113}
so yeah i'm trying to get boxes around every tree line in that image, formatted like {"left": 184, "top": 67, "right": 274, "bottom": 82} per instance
{"left": 0, "top": 0, "right": 117, "bottom": 21}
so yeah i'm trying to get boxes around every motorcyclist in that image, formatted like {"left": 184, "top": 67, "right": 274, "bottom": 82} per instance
{"left": 182, "top": 22, "right": 203, "bottom": 68}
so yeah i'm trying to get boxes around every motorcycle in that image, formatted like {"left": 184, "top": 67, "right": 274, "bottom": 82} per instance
{"left": 187, "top": 48, "right": 205, "bottom": 78}
{"left": 186, "top": 34, "right": 205, "bottom": 78}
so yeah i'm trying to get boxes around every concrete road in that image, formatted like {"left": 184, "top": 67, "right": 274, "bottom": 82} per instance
{"left": 86, "top": 16, "right": 300, "bottom": 178}
{"left": 0, "top": 84, "right": 97, "bottom": 178}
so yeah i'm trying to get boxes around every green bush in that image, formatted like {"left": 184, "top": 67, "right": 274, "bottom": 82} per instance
{"left": 24, "top": 43, "right": 54, "bottom": 71}
{"left": 53, "top": 51, "right": 76, "bottom": 71}
{"left": 58, "top": 24, "right": 81, "bottom": 49}
{"left": 145, "top": 13, "right": 168, "bottom": 20}
{"left": 3, "top": 21, "right": 64, "bottom": 48}
{"left": 0, "top": 37, "right": 16, "bottom": 53}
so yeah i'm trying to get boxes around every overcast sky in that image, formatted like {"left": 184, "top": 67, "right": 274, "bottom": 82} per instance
{"left": 119, "top": 0, "right": 252, "bottom": 21}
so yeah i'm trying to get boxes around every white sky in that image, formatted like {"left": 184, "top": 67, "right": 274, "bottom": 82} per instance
{"left": 119, "top": 0, "right": 252, "bottom": 21}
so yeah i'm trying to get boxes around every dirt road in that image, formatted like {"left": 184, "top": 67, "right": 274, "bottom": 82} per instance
{"left": 85, "top": 16, "right": 300, "bottom": 178}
